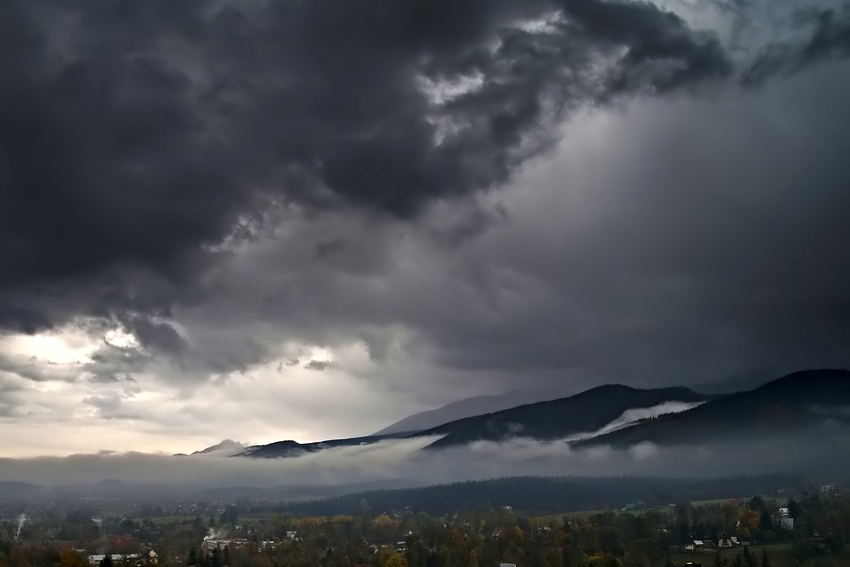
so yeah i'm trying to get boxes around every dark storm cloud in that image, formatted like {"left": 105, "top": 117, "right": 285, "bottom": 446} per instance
{"left": 556, "top": 0, "right": 733, "bottom": 94}
{"left": 0, "top": 0, "right": 848, "bottom": 412}
{"left": 0, "top": 304, "right": 52, "bottom": 335}
{"left": 183, "top": 57, "right": 850, "bottom": 397}
{"left": 117, "top": 315, "right": 188, "bottom": 356}
{"left": 0, "top": 0, "right": 741, "bottom": 334}
{"left": 742, "top": 3, "right": 850, "bottom": 85}
{"left": 84, "top": 345, "right": 149, "bottom": 384}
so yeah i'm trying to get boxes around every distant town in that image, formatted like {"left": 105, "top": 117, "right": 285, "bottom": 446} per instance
{"left": 1, "top": 479, "right": 848, "bottom": 567}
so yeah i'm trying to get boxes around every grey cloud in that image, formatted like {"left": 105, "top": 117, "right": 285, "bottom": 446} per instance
{"left": 557, "top": 0, "right": 733, "bottom": 95}
{"left": 84, "top": 344, "right": 150, "bottom": 384}
{"left": 0, "top": 353, "right": 82, "bottom": 383}
{"left": 0, "top": 376, "right": 27, "bottom": 418}
{"left": 82, "top": 393, "right": 121, "bottom": 414}
{"left": 0, "top": 0, "right": 848, "bottom": 443}
{"left": 0, "top": 0, "right": 745, "bottom": 336}
{"left": 172, "top": 60, "right": 850, "bottom": 398}
{"left": 117, "top": 315, "right": 188, "bottom": 356}
{"left": 742, "top": 4, "right": 850, "bottom": 85}
{"left": 0, "top": 304, "right": 52, "bottom": 335}
{"left": 82, "top": 392, "right": 145, "bottom": 420}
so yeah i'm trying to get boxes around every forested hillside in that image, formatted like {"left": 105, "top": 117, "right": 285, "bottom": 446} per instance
{"left": 283, "top": 474, "right": 805, "bottom": 516}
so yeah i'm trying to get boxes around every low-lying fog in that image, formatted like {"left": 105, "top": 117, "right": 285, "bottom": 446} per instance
{"left": 1, "top": 423, "right": 848, "bottom": 491}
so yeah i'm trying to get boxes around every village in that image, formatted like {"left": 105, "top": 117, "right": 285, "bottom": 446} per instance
{"left": 1, "top": 484, "right": 848, "bottom": 567}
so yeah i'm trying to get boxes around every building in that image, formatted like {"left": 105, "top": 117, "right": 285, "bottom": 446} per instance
{"left": 202, "top": 539, "right": 249, "bottom": 552}
{"left": 87, "top": 550, "right": 157, "bottom": 567}
{"left": 88, "top": 554, "right": 141, "bottom": 566}
{"left": 718, "top": 535, "right": 734, "bottom": 548}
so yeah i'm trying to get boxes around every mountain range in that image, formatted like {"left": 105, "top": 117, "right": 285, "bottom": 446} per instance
{"left": 225, "top": 383, "right": 711, "bottom": 458}
{"left": 572, "top": 368, "right": 850, "bottom": 448}
{"left": 419, "top": 385, "right": 710, "bottom": 449}
{"left": 374, "top": 371, "right": 773, "bottom": 436}
{"left": 191, "top": 369, "right": 849, "bottom": 459}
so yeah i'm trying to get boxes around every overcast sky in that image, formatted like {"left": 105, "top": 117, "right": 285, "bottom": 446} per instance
{"left": 1, "top": 0, "right": 849, "bottom": 457}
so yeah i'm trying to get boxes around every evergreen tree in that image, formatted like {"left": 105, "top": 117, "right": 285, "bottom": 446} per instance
{"left": 761, "top": 549, "right": 770, "bottom": 567}
{"left": 187, "top": 548, "right": 197, "bottom": 567}
{"left": 787, "top": 500, "right": 802, "bottom": 520}
{"left": 99, "top": 556, "right": 113, "bottom": 567}
{"left": 759, "top": 511, "right": 772, "bottom": 533}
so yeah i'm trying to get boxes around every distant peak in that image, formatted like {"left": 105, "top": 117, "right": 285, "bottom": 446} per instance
{"left": 193, "top": 439, "right": 246, "bottom": 455}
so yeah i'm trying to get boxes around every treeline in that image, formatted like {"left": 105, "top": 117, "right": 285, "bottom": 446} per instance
{"left": 280, "top": 474, "right": 805, "bottom": 516}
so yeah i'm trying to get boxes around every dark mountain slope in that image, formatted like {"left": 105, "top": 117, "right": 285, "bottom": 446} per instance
{"left": 0, "top": 481, "right": 47, "bottom": 501}
{"left": 194, "top": 439, "right": 245, "bottom": 455}
{"left": 240, "top": 432, "right": 413, "bottom": 458}
{"left": 421, "top": 384, "right": 711, "bottom": 449}
{"left": 575, "top": 369, "right": 850, "bottom": 448}
{"left": 239, "top": 385, "right": 710, "bottom": 458}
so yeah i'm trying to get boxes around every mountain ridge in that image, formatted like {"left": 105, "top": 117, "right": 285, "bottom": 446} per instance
{"left": 573, "top": 369, "right": 850, "bottom": 448}
{"left": 239, "top": 384, "right": 713, "bottom": 458}
{"left": 226, "top": 369, "right": 850, "bottom": 459}
{"left": 421, "top": 384, "right": 711, "bottom": 449}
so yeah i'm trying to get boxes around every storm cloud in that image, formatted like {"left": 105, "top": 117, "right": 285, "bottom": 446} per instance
{"left": 0, "top": 0, "right": 849, "bottom": 455}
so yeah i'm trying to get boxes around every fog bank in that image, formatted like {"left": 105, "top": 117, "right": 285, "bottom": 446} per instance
{"left": 1, "top": 425, "right": 848, "bottom": 491}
